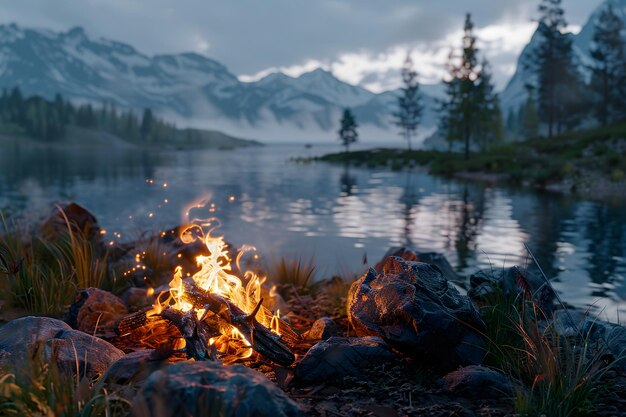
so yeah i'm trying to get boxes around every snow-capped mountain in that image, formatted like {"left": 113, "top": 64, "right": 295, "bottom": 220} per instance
{"left": 0, "top": 23, "right": 438, "bottom": 142}
{"left": 499, "top": 0, "right": 626, "bottom": 116}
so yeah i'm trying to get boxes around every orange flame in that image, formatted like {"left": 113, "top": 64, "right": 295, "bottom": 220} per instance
{"left": 150, "top": 218, "right": 280, "bottom": 360}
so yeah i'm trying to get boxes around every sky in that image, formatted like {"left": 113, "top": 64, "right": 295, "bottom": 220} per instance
{"left": 0, "top": 0, "right": 604, "bottom": 92}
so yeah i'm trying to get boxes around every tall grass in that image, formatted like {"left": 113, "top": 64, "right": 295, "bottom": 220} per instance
{"left": 477, "top": 274, "right": 619, "bottom": 417}
{"left": 0, "top": 345, "right": 131, "bottom": 417}
{"left": 57, "top": 208, "right": 109, "bottom": 290}
{"left": 0, "top": 212, "right": 112, "bottom": 315}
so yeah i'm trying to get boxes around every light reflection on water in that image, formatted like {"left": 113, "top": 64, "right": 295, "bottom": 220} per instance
{"left": 0, "top": 142, "right": 624, "bottom": 321}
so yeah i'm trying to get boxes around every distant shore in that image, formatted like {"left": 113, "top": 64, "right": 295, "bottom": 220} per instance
{"left": 306, "top": 121, "right": 626, "bottom": 203}
{"left": 0, "top": 125, "right": 262, "bottom": 151}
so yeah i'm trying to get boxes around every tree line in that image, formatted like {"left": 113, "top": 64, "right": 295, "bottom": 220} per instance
{"left": 0, "top": 87, "right": 176, "bottom": 142}
{"left": 339, "top": 0, "right": 626, "bottom": 158}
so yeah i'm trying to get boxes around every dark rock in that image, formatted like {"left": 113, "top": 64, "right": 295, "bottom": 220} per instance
{"left": 348, "top": 257, "right": 485, "bottom": 372}
{"left": 134, "top": 361, "right": 302, "bottom": 417}
{"left": 67, "top": 287, "right": 128, "bottom": 334}
{"left": 0, "top": 316, "right": 124, "bottom": 379}
{"left": 121, "top": 287, "right": 155, "bottom": 310}
{"left": 101, "top": 349, "right": 179, "bottom": 387}
{"left": 550, "top": 310, "right": 626, "bottom": 371}
{"left": 374, "top": 246, "right": 460, "bottom": 283}
{"left": 294, "top": 336, "right": 397, "bottom": 385}
{"left": 306, "top": 317, "right": 340, "bottom": 340}
{"left": 0, "top": 316, "right": 70, "bottom": 349}
{"left": 41, "top": 202, "right": 102, "bottom": 243}
{"left": 468, "top": 266, "right": 556, "bottom": 313}
{"left": 443, "top": 365, "right": 515, "bottom": 399}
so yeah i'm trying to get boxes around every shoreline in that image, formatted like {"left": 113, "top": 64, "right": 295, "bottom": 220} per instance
{"left": 309, "top": 144, "right": 626, "bottom": 204}
{"left": 0, "top": 126, "right": 263, "bottom": 151}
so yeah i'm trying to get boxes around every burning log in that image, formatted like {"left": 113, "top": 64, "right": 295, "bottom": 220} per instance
{"left": 160, "top": 306, "right": 220, "bottom": 361}
{"left": 180, "top": 280, "right": 295, "bottom": 367}
{"left": 114, "top": 282, "right": 296, "bottom": 367}
{"left": 116, "top": 308, "right": 154, "bottom": 336}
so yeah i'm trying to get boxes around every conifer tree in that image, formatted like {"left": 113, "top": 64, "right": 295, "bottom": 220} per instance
{"left": 589, "top": 3, "right": 626, "bottom": 126}
{"left": 521, "top": 85, "right": 540, "bottom": 138}
{"left": 440, "top": 14, "right": 485, "bottom": 159}
{"left": 393, "top": 53, "right": 423, "bottom": 151}
{"left": 140, "top": 108, "right": 153, "bottom": 141}
{"left": 531, "top": 0, "right": 582, "bottom": 137}
{"left": 338, "top": 108, "right": 358, "bottom": 153}
{"left": 475, "top": 59, "right": 503, "bottom": 150}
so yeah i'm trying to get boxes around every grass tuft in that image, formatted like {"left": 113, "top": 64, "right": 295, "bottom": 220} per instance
{"left": 0, "top": 345, "right": 131, "bottom": 417}
{"left": 266, "top": 255, "right": 316, "bottom": 294}
{"left": 477, "top": 274, "right": 620, "bottom": 417}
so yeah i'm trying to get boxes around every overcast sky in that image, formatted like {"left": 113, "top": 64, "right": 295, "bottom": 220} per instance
{"left": 1, "top": 0, "right": 604, "bottom": 92}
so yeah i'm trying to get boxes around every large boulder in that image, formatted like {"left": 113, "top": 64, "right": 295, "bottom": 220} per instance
{"left": 468, "top": 266, "right": 556, "bottom": 313}
{"left": 348, "top": 257, "right": 485, "bottom": 372}
{"left": 67, "top": 288, "right": 128, "bottom": 335}
{"left": 0, "top": 316, "right": 124, "bottom": 379}
{"left": 294, "top": 336, "right": 397, "bottom": 385}
{"left": 134, "top": 361, "right": 302, "bottom": 417}
{"left": 374, "top": 246, "right": 460, "bottom": 283}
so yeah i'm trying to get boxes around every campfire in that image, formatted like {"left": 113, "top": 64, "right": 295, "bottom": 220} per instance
{"left": 115, "top": 220, "right": 299, "bottom": 367}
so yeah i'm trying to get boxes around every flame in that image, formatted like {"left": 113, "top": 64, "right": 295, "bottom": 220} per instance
{"left": 150, "top": 219, "right": 280, "bottom": 360}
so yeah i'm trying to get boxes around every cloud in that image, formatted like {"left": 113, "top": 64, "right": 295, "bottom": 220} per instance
{"left": 0, "top": 0, "right": 604, "bottom": 92}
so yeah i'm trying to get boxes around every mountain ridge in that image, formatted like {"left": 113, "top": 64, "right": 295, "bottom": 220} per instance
{"left": 0, "top": 23, "right": 439, "bottom": 142}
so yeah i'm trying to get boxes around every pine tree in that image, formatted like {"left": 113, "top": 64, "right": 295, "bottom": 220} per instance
{"left": 393, "top": 53, "right": 423, "bottom": 151}
{"left": 589, "top": 3, "right": 626, "bottom": 126}
{"left": 506, "top": 108, "right": 518, "bottom": 138}
{"left": 475, "top": 58, "right": 502, "bottom": 150}
{"left": 338, "top": 108, "right": 358, "bottom": 153}
{"left": 440, "top": 14, "right": 483, "bottom": 159}
{"left": 439, "top": 49, "right": 462, "bottom": 152}
{"left": 140, "top": 108, "right": 153, "bottom": 141}
{"left": 531, "top": 0, "right": 582, "bottom": 137}
{"left": 521, "top": 85, "right": 540, "bottom": 138}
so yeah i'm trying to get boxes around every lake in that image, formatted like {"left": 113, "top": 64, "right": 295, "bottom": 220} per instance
{"left": 1, "top": 142, "right": 625, "bottom": 321}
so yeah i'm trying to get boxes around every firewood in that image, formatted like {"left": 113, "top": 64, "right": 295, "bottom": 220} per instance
{"left": 160, "top": 307, "right": 221, "bottom": 361}
{"left": 180, "top": 280, "right": 295, "bottom": 367}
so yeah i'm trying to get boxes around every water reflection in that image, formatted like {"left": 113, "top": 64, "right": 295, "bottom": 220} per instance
{"left": 0, "top": 143, "right": 624, "bottom": 321}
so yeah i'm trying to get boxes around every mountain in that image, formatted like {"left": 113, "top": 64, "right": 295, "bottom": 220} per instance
{"left": 0, "top": 23, "right": 438, "bottom": 143}
{"left": 499, "top": 0, "right": 626, "bottom": 117}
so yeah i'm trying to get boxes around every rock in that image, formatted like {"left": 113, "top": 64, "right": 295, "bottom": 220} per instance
{"left": 550, "top": 309, "right": 626, "bottom": 371}
{"left": 41, "top": 202, "right": 102, "bottom": 243}
{"left": 0, "top": 316, "right": 70, "bottom": 349}
{"left": 134, "top": 361, "right": 302, "bottom": 417}
{"left": 67, "top": 288, "right": 128, "bottom": 334}
{"left": 348, "top": 257, "right": 486, "bottom": 372}
{"left": 374, "top": 246, "right": 460, "bottom": 283}
{"left": 0, "top": 316, "right": 124, "bottom": 379}
{"left": 306, "top": 317, "right": 340, "bottom": 340}
{"left": 294, "top": 336, "right": 397, "bottom": 385}
{"left": 101, "top": 349, "right": 180, "bottom": 387}
{"left": 121, "top": 287, "right": 155, "bottom": 310}
{"left": 468, "top": 266, "right": 556, "bottom": 313}
{"left": 442, "top": 365, "right": 514, "bottom": 399}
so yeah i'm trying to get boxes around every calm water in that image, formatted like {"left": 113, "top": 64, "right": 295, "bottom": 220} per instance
{"left": 1, "top": 143, "right": 625, "bottom": 321}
